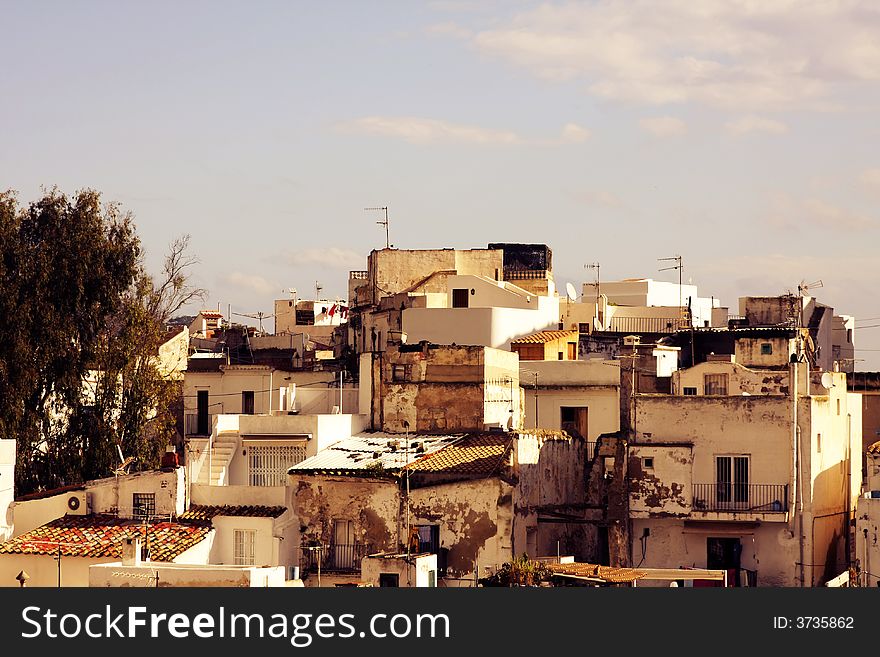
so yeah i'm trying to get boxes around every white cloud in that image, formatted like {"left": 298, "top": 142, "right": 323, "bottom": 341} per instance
{"left": 281, "top": 247, "right": 364, "bottom": 270}
{"left": 220, "top": 272, "right": 277, "bottom": 297}
{"left": 561, "top": 122, "right": 591, "bottom": 143}
{"left": 639, "top": 116, "right": 687, "bottom": 137}
{"left": 725, "top": 115, "right": 789, "bottom": 135}
{"left": 467, "top": 1, "right": 880, "bottom": 111}
{"left": 339, "top": 116, "right": 591, "bottom": 146}
{"left": 339, "top": 116, "right": 522, "bottom": 145}
{"left": 767, "top": 192, "right": 874, "bottom": 231}
{"left": 859, "top": 168, "right": 880, "bottom": 196}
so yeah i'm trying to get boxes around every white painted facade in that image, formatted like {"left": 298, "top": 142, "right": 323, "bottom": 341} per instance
{"left": 361, "top": 553, "right": 438, "bottom": 587}
{"left": 90, "top": 561, "right": 286, "bottom": 587}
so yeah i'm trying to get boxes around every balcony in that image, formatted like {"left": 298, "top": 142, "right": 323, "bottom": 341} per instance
{"left": 184, "top": 413, "right": 214, "bottom": 437}
{"left": 692, "top": 483, "right": 789, "bottom": 522}
{"left": 301, "top": 543, "right": 370, "bottom": 573}
{"left": 349, "top": 270, "right": 368, "bottom": 280}
{"left": 502, "top": 268, "right": 547, "bottom": 280}
{"left": 606, "top": 316, "right": 685, "bottom": 334}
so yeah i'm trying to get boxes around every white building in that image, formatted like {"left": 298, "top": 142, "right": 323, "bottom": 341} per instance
{"left": 0, "top": 440, "right": 14, "bottom": 542}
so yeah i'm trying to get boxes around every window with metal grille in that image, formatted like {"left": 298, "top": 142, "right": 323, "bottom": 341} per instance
{"left": 716, "top": 455, "right": 749, "bottom": 506}
{"left": 234, "top": 529, "right": 257, "bottom": 565}
{"left": 760, "top": 343, "right": 773, "bottom": 355}
{"left": 132, "top": 493, "right": 155, "bottom": 520}
{"left": 248, "top": 444, "right": 307, "bottom": 486}
{"left": 704, "top": 373, "right": 729, "bottom": 396}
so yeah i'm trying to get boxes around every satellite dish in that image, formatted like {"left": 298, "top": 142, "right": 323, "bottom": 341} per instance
{"left": 565, "top": 282, "right": 577, "bottom": 301}
{"left": 820, "top": 372, "right": 834, "bottom": 389}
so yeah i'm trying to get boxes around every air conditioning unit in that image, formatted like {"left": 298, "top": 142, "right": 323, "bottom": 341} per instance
{"left": 66, "top": 492, "right": 90, "bottom": 516}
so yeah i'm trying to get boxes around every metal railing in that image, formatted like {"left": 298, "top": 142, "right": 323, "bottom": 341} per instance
{"left": 503, "top": 268, "right": 547, "bottom": 280}
{"left": 301, "top": 543, "right": 369, "bottom": 573}
{"left": 184, "top": 413, "right": 214, "bottom": 436}
{"left": 607, "top": 316, "right": 684, "bottom": 334}
{"left": 692, "top": 483, "right": 788, "bottom": 513}
{"left": 349, "top": 270, "right": 368, "bottom": 280}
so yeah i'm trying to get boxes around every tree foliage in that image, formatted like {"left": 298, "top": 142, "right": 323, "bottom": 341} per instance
{"left": 0, "top": 188, "right": 205, "bottom": 495}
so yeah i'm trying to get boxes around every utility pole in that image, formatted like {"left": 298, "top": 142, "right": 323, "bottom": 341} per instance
{"left": 659, "top": 255, "right": 694, "bottom": 366}
{"left": 586, "top": 262, "right": 600, "bottom": 328}
{"left": 365, "top": 206, "right": 390, "bottom": 249}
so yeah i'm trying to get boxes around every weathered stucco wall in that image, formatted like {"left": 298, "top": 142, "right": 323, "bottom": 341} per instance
{"left": 673, "top": 361, "right": 790, "bottom": 396}
{"left": 628, "top": 444, "right": 693, "bottom": 518}
{"left": 410, "top": 478, "right": 512, "bottom": 577}
{"left": 735, "top": 337, "right": 794, "bottom": 368}
{"left": 360, "top": 553, "right": 438, "bottom": 587}
{"left": 90, "top": 562, "right": 286, "bottom": 587}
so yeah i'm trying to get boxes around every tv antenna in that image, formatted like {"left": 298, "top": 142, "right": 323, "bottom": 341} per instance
{"left": 797, "top": 279, "right": 823, "bottom": 297}
{"left": 232, "top": 310, "right": 275, "bottom": 333}
{"left": 315, "top": 281, "right": 323, "bottom": 300}
{"left": 585, "top": 262, "right": 600, "bottom": 306}
{"left": 658, "top": 255, "right": 687, "bottom": 328}
{"left": 365, "top": 206, "right": 390, "bottom": 249}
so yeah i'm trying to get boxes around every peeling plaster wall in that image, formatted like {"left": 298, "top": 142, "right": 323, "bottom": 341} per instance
{"left": 288, "top": 475, "right": 401, "bottom": 559}
{"left": 735, "top": 337, "right": 794, "bottom": 369}
{"left": 673, "top": 361, "right": 790, "bottom": 396}
{"left": 856, "top": 497, "right": 880, "bottom": 587}
{"left": 410, "top": 478, "right": 512, "bottom": 577}
{"left": 380, "top": 345, "right": 520, "bottom": 433}
{"left": 629, "top": 445, "right": 693, "bottom": 517}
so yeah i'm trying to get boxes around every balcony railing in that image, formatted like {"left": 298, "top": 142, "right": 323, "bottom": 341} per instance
{"left": 301, "top": 543, "right": 370, "bottom": 573}
{"left": 349, "top": 270, "right": 368, "bottom": 280}
{"left": 184, "top": 413, "right": 214, "bottom": 436}
{"left": 607, "top": 316, "right": 685, "bottom": 334}
{"left": 692, "top": 483, "right": 788, "bottom": 513}
{"left": 503, "top": 268, "right": 547, "bottom": 280}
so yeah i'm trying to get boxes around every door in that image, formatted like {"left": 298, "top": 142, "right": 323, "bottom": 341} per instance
{"left": 707, "top": 537, "right": 742, "bottom": 587}
{"left": 332, "top": 519, "right": 356, "bottom": 570}
{"left": 452, "top": 288, "right": 469, "bottom": 308}
{"left": 379, "top": 573, "right": 400, "bottom": 587}
{"left": 561, "top": 407, "right": 588, "bottom": 440}
{"left": 716, "top": 455, "right": 749, "bottom": 509}
{"left": 197, "top": 390, "right": 209, "bottom": 436}
{"left": 242, "top": 390, "right": 255, "bottom": 415}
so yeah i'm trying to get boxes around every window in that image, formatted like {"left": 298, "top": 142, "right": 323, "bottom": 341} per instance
{"left": 132, "top": 493, "right": 155, "bottom": 520}
{"left": 716, "top": 455, "right": 749, "bottom": 508}
{"left": 683, "top": 387, "right": 697, "bottom": 396}
{"left": 427, "top": 570, "right": 437, "bottom": 587}
{"left": 704, "top": 373, "right": 728, "bottom": 396}
{"left": 379, "top": 573, "right": 400, "bottom": 587}
{"left": 196, "top": 390, "right": 209, "bottom": 435}
{"left": 642, "top": 457, "right": 654, "bottom": 469}
{"left": 392, "top": 364, "right": 408, "bottom": 382}
{"left": 331, "top": 519, "right": 359, "bottom": 571}
{"left": 837, "top": 399, "right": 841, "bottom": 415}
{"left": 760, "top": 343, "right": 773, "bottom": 355}
{"left": 248, "top": 444, "right": 307, "bottom": 486}
{"left": 561, "top": 407, "right": 588, "bottom": 440}
{"left": 578, "top": 323, "right": 590, "bottom": 334}
{"left": 452, "top": 288, "right": 469, "bottom": 308}
{"left": 242, "top": 390, "right": 255, "bottom": 415}
{"left": 558, "top": 352, "right": 564, "bottom": 360}
{"left": 817, "top": 433, "right": 822, "bottom": 453}
{"left": 415, "top": 525, "right": 440, "bottom": 554}
{"left": 233, "top": 529, "right": 256, "bottom": 565}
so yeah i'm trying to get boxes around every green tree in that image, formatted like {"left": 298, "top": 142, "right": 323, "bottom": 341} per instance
{"left": 0, "top": 189, "right": 204, "bottom": 495}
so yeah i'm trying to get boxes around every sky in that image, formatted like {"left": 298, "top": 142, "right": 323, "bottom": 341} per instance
{"left": 3, "top": 1, "right": 880, "bottom": 366}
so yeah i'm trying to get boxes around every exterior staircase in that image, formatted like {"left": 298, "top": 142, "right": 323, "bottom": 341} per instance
{"left": 195, "top": 431, "right": 238, "bottom": 486}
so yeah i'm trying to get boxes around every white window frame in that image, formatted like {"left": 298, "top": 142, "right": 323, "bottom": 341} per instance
{"left": 233, "top": 529, "right": 257, "bottom": 566}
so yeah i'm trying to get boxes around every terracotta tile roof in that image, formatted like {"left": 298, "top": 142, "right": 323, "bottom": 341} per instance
{"left": 406, "top": 432, "right": 512, "bottom": 476}
{"left": 868, "top": 440, "right": 880, "bottom": 455}
{"left": 547, "top": 562, "right": 648, "bottom": 584}
{"left": 178, "top": 505, "right": 287, "bottom": 521}
{"left": 0, "top": 515, "right": 212, "bottom": 562}
{"left": 511, "top": 330, "right": 578, "bottom": 345}
{"left": 198, "top": 310, "right": 224, "bottom": 319}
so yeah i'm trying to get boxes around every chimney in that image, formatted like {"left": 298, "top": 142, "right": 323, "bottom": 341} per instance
{"left": 122, "top": 537, "right": 142, "bottom": 567}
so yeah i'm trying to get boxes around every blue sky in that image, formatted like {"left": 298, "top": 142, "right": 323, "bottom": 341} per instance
{"left": 4, "top": 1, "right": 880, "bottom": 366}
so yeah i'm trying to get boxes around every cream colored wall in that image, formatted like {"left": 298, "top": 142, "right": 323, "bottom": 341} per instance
{"left": 446, "top": 275, "right": 532, "bottom": 309}
{"left": 90, "top": 562, "right": 286, "bottom": 587}
{"left": 630, "top": 518, "right": 800, "bottom": 586}
{"left": 403, "top": 305, "right": 559, "bottom": 350}
{"left": 672, "top": 361, "right": 790, "bottom": 396}
{"left": 190, "top": 484, "right": 285, "bottom": 507}
{"left": 519, "top": 360, "right": 619, "bottom": 440}
{"left": 636, "top": 396, "right": 792, "bottom": 493}
{"left": 157, "top": 328, "right": 189, "bottom": 380}
{"left": 0, "top": 554, "right": 115, "bottom": 587}
{"left": 209, "top": 516, "right": 278, "bottom": 566}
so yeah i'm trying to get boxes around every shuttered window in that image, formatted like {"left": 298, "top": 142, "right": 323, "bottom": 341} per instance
{"left": 248, "top": 444, "right": 307, "bottom": 486}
